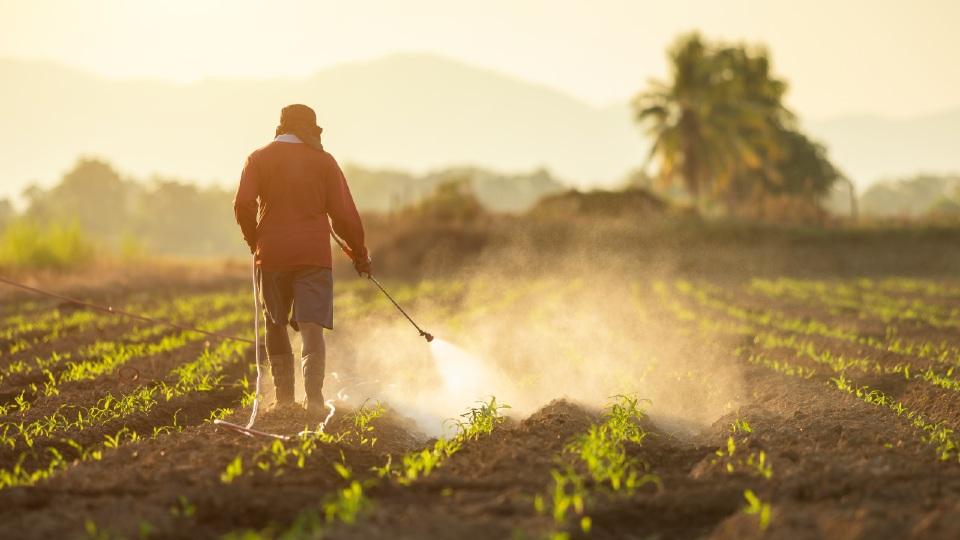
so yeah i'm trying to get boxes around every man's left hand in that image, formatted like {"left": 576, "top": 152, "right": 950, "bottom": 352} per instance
{"left": 354, "top": 255, "right": 372, "bottom": 277}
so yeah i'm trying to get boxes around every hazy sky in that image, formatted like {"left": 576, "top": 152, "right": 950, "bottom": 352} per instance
{"left": 2, "top": 0, "right": 958, "bottom": 120}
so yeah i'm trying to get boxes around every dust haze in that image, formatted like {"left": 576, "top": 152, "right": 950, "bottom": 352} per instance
{"left": 291, "top": 246, "right": 744, "bottom": 438}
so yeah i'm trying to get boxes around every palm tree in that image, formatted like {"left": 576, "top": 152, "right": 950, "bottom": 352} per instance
{"left": 716, "top": 46, "right": 799, "bottom": 208}
{"left": 634, "top": 33, "right": 794, "bottom": 210}
{"left": 633, "top": 33, "right": 719, "bottom": 203}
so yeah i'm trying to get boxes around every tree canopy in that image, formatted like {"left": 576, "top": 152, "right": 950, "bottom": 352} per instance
{"left": 633, "top": 32, "right": 841, "bottom": 216}
{"left": 3, "top": 157, "right": 563, "bottom": 257}
{"left": 859, "top": 174, "right": 960, "bottom": 218}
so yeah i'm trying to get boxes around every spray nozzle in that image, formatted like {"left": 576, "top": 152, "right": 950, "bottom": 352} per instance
{"left": 421, "top": 331, "right": 435, "bottom": 343}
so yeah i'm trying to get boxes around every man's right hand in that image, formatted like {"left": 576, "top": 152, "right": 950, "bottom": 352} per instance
{"left": 354, "top": 255, "right": 372, "bottom": 277}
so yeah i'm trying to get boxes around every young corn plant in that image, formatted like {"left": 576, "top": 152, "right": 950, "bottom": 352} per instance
{"left": 535, "top": 396, "right": 660, "bottom": 537}
{"left": 220, "top": 455, "right": 244, "bottom": 484}
{"left": 347, "top": 400, "right": 386, "bottom": 447}
{"left": 323, "top": 463, "right": 370, "bottom": 525}
{"left": 398, "top": 397, "right": 509, "bottom": 484}
{"left": 710, "top": 418, "right": 774, "bottom": 480}
{"left": 170, "top": 494, "right": 197, "bottom": 519}
{"left": 743, "top": 489, "right": 772, "bottom": 531}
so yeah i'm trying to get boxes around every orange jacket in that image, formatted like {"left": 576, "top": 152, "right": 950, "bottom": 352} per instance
{"left": 234, "top": 141, "right": 368, "bottom": 271}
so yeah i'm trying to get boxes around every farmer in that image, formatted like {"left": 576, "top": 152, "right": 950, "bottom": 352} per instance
{"left": 234, "top": 104, "right": 371, "bottom": 417}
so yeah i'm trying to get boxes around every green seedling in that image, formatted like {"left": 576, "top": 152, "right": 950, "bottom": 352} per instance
{"left": 743, "top": 489, "right": 772, "bottom": 531}
{"left": 170, "top": 495, "right": 197, "bottom": 518}
{"left": 220, "top": 455, "right": 243, "bottom": 484}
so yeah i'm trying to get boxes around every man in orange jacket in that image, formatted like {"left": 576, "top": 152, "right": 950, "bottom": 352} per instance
{"left": 234, "top": 104, "right": 371, "bottom": 416}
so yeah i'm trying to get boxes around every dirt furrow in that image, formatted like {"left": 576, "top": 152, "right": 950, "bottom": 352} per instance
{"left": 0, "top": 403, "right": 423, "bottom": 539}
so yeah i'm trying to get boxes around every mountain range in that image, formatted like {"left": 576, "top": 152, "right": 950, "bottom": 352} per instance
{"left": 0, "top": 53, "right": 957, "bottom": 201}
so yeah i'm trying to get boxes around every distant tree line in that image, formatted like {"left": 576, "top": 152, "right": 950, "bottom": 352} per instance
{"left": 855, "top": 174, "right": 960, "bottom": 219}
{"left": 3, "top": 159, "right": 239, "bottom": 257}
{"left": 633, "top": 32, "right": 843, "bottom": 220}
{"left": 344, "top": 165, "right": 564, "bottom": 213}
{"left": 0, "top": 158, "right": 566, "bottom": 258}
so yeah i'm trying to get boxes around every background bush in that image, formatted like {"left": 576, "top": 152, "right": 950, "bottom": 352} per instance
{"left": 0, "top": 219, "right": 95, "bottom": 271}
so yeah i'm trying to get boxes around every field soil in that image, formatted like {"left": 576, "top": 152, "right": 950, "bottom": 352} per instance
{"left": 2, "top": 259, "right": 960, "bottom": 539}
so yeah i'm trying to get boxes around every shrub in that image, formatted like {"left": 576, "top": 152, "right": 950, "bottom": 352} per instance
{"left": 0, "top": 219, "right": 95, "bottom": 270}
{"left": 405, "top": 178, "right": 485, "bottom": 224}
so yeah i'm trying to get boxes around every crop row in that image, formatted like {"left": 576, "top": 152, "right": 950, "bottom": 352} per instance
{"left": 0, "top": 316, "right": 251, "bottom": 452}
{"left": 748, "top": 330, "right": 960, "bottom": 396}
{"left": 534, "top": 395, "right": 659, "bottom": 539}
{"left": 0, "top": 337, "right": 251, "bottom": 489}
{"left": 744, "top": 349, "right": 960, "bottom": 462}
{"left": 333, "top": 278, "right": 466, "bottom": 322}
{"left": 1, "top": 289, "right": 247, "bottom": 360}
{"left": 2, "top": 309, "right": 107, "bottom": 355}
{"left": 1, "top": 294, "right": 148, "bottom": 340}
{"left": 670, "top": 280, "right": 960, "bottom": 379}
{"left": 654, "top": 281, "right": 960, "bottom": 463}
{"left": 221, "top": 397, "right": 509, "bottom": 539}
{"left": 0, "top": 307, "right": 250, "bottom": 417}
{"left": 699, "top": 284, "right": 960, "bottom": 402}
{"left": 868, "top": 277, "right": 960, "bottom": 299}
{"left": 0, "top": 290, "right": 247, "bottom": 385}
{"left": 748, "top": 278, "right": 960, "bottom": 330}
{"left": 0, "top": 416, "right": 178, "bottom": 491}
{"left": 0, "top": 299, "right": 43, "bottom": 318}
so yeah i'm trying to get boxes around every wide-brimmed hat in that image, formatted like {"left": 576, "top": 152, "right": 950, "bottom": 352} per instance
{"left": 276, "top": 104, "right": 323, "bottom": 149}
{"left": 280, "top": 104, "right": 317, "bottom": 126}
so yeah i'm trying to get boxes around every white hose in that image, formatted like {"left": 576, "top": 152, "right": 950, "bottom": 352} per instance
{"left": 246, "top": 256, "right": 263, "bottom": 429}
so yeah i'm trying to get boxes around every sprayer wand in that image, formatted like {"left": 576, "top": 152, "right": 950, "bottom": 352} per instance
{"left": 366, "top": 274, "right": 434, "bottom": 342}
{"left": 329, "top": 226, "right": 434, "bottom": 343}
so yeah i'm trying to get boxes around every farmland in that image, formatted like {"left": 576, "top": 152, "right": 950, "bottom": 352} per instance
{"left": 3, "top": 271, "right": 960, "bottom": 539}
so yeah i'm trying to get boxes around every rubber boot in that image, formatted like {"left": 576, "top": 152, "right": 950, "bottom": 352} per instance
{"left": 299, "top": 322, "right": 327, "bottom": 418}
{"left": 269, "top": 352, "right": 296, "bottom": 406}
